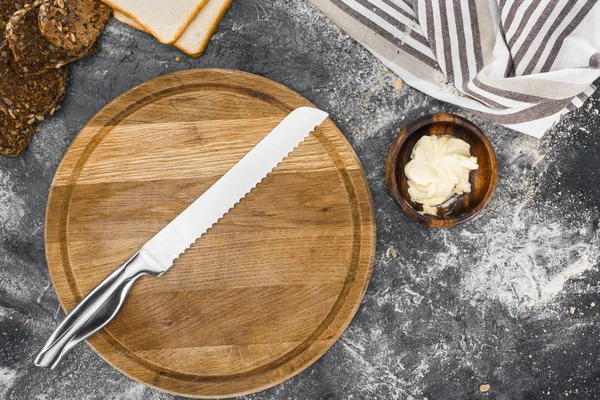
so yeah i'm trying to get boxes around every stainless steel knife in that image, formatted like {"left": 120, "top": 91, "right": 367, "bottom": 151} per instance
{"left": 34, "top": 107, "right": 329, "bottom": 369}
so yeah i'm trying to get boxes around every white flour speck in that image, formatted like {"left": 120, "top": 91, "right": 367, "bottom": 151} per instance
{"left": 424, "top": 130, "right": 600, "bottom": 312}
{"left": 457, "top": 206, "right": 599, "bottom": 310}
{"left": 0, "top": 367, "right": 18, "bottom": 397}
{"left": 0, "top": 170, "right": 25, "bottom": 234}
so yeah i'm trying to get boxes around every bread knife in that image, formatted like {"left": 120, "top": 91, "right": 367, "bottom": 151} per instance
{"left": 34, "top": 106, "right": 329, "bottom": 369}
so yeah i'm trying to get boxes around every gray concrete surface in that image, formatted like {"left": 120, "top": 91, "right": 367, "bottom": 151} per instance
{"left": 1, "top": 1, "right": 599, "bottom": 399}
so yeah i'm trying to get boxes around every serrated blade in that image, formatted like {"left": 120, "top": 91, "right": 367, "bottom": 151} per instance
{"left": 140, "top": 107, "right": 329, "bottom": 273}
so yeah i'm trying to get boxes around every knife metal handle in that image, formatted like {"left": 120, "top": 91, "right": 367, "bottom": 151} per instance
{"left": 34, "top": 251, "right": 161, "bottom": 369}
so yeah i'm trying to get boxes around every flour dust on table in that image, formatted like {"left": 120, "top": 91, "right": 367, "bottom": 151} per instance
{"left": 0, "top": 170, "right": 26, "bottom": 235}
{"left": 1, "top": 0, "right": 600, "bottom": 398}
{"left": 338, "top": 98, "right": 600, "bottom": 398}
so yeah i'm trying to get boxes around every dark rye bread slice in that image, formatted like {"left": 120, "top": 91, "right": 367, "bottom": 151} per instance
{"left": 0, "top": 44, "right": 68, "bottom": 120}
{"left": 39, "top": 0, "right": 111, "bottom": 52}
{"left": 6, "top": 1, "right": 97, "bottom": 73}
{"left": 0, "top": 107, "right": 38, "bottom": 156}
{"left": 0, "top": 0, "right": 22, "bottom": 37}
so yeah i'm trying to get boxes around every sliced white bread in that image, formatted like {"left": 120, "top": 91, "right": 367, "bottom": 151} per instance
{"left": 114, "top": 10, "right": 145, "bottom": 31}
{"left": 114, "top": 0, "right": 233, "bottom": 58}
{"left": 175, "top": 0, "right": 233, "bottom": 57}
{"left": 104, "top": 0, "right": 209, "bottom": 44}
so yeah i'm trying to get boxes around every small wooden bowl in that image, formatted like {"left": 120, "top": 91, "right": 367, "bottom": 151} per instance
{"left": 386, "top": 113, "right": 498, "bottom": 228}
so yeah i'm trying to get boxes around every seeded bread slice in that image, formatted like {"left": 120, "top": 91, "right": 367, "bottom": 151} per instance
{"left": 0, "top": 107, "right": 38, "bottom": 157}
{"left": 0, "top": 44, "right": 68, "bottom": 120}
{"left": 0, "top": 0, "right": 22, "bottom": 37}
{"left": 38, "top": 0, "right": 111, "bottom": 52}
{"left": 6, "top": 1, "right": 97, "bottom": 73}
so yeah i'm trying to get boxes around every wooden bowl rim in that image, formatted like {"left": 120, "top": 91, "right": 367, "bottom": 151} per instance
{"left": 385, "top": 113, "right": 498, "bottom": 228}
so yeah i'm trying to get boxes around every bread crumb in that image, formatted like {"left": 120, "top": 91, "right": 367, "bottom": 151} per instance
{"left": 480, "top": 384, "right": 490, "bottom": 393}
{"left": 175, "top": 56, "right": 182, "bottom": 63}
{"left": 569, "top": 307, "right": 576, "bottom": 314}
{"left": 393, "top": 78, "right": 403, "bottom": 90}
{"left": 591, "top": 302, "right": 596, "bottom": 307}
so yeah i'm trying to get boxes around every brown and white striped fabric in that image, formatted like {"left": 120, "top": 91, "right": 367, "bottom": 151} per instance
{"left": 308, "top": 0, "right": 600, "bottom": 137}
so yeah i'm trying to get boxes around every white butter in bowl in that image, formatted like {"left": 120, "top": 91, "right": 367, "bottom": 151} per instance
{"left": 404, "top": 135, "right": 479, "bottom": 216}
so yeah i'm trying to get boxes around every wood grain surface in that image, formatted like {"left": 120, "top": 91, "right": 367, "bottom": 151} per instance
{"left": 45, "top": 69, "right": 376, "bottom": 398}
{"left": 386, "top": 113, "right": 497, "bottom": 228}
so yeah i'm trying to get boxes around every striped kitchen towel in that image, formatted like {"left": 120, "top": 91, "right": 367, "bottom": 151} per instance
{"left": 308, "top": 0, "right": 600, "bottom": 137}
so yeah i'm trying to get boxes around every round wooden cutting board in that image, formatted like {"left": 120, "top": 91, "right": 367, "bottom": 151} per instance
{"left": 45, "top": 69, "right": 375, "bottom": 398}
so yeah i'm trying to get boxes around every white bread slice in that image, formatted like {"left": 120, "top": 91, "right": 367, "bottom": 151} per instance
{"left": 104, "top": 0, "right": 209, "bottom": 44}
{"left": 114, "top": 10, "right": 145, "bottom": 31}
{"left": 114, "top": 0, "right": 233, "bottom": 58}
{"left": 174, "top": 0, "right": 233, "bottom": 58}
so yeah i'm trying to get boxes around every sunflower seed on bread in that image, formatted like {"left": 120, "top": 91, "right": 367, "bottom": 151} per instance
{"left": 6, "top": 1, "right": 99, "bottom": 74}
{"left": 0, "top": 44, "right": 68, "bottom": 120}
{"left": 38, "top": 0, "right": 111, "bottom": 52}
{"left": 0, "top": 0, "right": 22, "bottom": 37}
{"left": 0, "top": 106, "right": 38, "bottom": 157}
